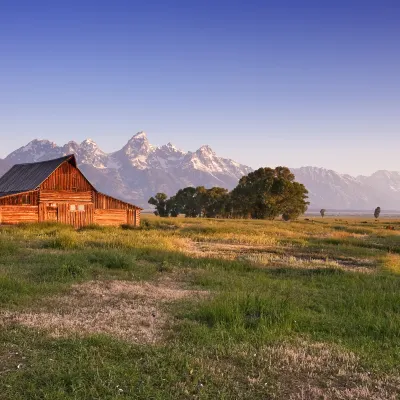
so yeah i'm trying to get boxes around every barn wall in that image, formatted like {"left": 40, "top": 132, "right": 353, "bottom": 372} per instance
{"left": 95, "top": 192, "right": 134, "bottom": 210}
{"left": 58, "top": 203, "right": 94, "bottom": 228}
{"left": 40, "top": 161, "right": 93, "bottom": 191}
{"left": 94, "top": 209, "right": 127, "bottom": 226}
{"left": 135, "top": 209, "right": 141, "bottom": 226}
{"left": 0, "top": 191, "right": 39, "bottom": 206}
{"left": 39, "top": 203, "right": 94, "bottom": 228}
{"left": 39, "top": 190, "right": 93, "bottom": 203}
{"left": 0, "top": 206, "right": 38, "bottom": 224}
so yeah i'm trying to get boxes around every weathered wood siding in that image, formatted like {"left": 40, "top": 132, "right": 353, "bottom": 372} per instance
{"left": 0, "top": 191, "right": 39, "bottom": 206}
{"left": 95, "top": 192, "right": 135, "bottom": 210}
{"left": 39, "top": 203, "right": 94, "bottom": 228}
{"left": 94, "top": 192, "right": 140, "bottom": 227}
{"left": 0, "top": 206, "right": 38, "bottom": 224}
{"left": 40, "top": 162, "right": 93, "bottom": 191}
{"left": 39, "top": 190, "right": 93, "bottom": 203}
{"left": 94, "top": 209, "right": 127, "bottom": 226}
{"left": 135, "top": 209, "right": 141, "bottom": 226}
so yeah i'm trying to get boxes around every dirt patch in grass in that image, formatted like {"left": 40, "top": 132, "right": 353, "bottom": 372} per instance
{"left": 185, "top": 240, "right": 376, "bottom": 273}
{"left": 270, "top": 341, "right": 400, "bottom": 399}
{"left": 1, "top": 280, "right": 206, "bottom": 344}
{"left": 202, "top": 340, "right": 400, "bottom": 399}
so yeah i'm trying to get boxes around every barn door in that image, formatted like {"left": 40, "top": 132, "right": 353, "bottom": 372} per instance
{"left": 38, "top": 203, "right": 59, "bottom": 223}
{"left": 47, "top": 205, "right": 58, "bottom": 222}
{"left": 64, "top": 203, "right": 94, "bottom": 229}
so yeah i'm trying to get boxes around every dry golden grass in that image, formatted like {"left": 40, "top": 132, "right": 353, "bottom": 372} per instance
{"left": 1, "top": 279, "right": 206, "bottom": 344}
{"left": 184, "top": 239, "right": 376, "bottom": 273}
{"left": 384, "top": 253, "right": 400, "bottom": 274}
{"left": 199, "top": 340, "right": 400, "bottom": 400}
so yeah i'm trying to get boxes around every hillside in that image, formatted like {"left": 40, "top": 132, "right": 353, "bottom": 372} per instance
{"left": 2, "top": 132, "right": 400, "bottom": 210}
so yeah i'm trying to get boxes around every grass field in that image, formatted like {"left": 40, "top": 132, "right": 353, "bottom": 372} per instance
{"left": 1, "top": 216, "right": 400, "bottom": 399}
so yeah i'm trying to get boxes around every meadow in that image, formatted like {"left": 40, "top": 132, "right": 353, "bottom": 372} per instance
{"left": 0, "top": 216, "right": 400, "bottom": 399}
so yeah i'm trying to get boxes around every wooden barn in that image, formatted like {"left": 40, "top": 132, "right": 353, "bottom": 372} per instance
{"left": 0, "top": 155, "right": 141, "bottom": 228}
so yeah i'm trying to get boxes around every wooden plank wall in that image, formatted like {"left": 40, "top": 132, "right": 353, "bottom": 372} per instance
{"left": 95, "top": 192, "right": 140, "bottom": 226}
{"left": 94, "top": 209, "right": 127, "bottom": 226}
{"left": 39, "top": 190, "right": 93, "bottom": 203}
{"left": 135, "top": 209, "right": 141, "bottom": 226}
{"left": 0, "top": 206, "right": 38, "bottom": 224}
{"left": 95, "top": 192, "right": 135, "bottom": 210}
{"left": 39, "top": 203, "right": 94, "bottom": 228}
{"left": 127, "top": 209, "right": 135, "bottom": 225}
{"left": 0, "top": 191, "right": 39, "bottom": 206}
{"left": 58, "top": 204, "right": 94, "bottom": 228}
{"left": 40, "top": 161, "right": 93, "bottom": 191}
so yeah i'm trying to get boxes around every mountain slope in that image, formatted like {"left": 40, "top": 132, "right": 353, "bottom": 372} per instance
{"left": 291, "top": 167, "right": 382, "bottom": 210}
{"left": 4, "top": 132, "right": 252, "bottom": 206}
{"left": 0, "top": 159, "right": 11, "bottom": 178}
{"left": 2, "top": 133, "right": 400, "bottom": 210}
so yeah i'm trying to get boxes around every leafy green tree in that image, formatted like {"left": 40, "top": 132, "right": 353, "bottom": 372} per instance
{"left": 374, "top": 206, "right": 381, "bottom": 219}
{"left": 320, "top": 209, "right": 326, "bottom": 218}
{"left": 204, "top": 187, "right": 231, "bottom": 218}
{"left": 148, "top": 193, "right": 169, "bottom": 217}
{"left": 231, "top": 167, "right": 308, "bottom": 220}
{"left": 173, "top": 187, "right": 204, "bottom": 217}
{"left": 166, "top": 195, "right": 180, "bottom": 217}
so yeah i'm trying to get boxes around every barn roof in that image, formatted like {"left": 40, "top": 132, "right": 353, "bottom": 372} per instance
{"left": 0, "top": 155, "right": 76, "bottom": 196}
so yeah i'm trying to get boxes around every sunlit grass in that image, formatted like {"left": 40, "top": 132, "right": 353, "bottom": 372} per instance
{"left": 1, "top": 215, "right": 400, "bottom": 398}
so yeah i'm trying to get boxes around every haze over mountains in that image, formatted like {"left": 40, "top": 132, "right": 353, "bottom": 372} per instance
{"left": 1, "top": 132, "right": 399, "bottom": 210}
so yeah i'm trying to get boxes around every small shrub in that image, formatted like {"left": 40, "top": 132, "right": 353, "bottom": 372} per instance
{"left": 121, "top": 224, "right": 138, "bottom": 230}
{"left": 58, "top": 262, "right": 86, "bottom": 280}
{"left": 88, "top": 251, "right": 134, "bottom": 270}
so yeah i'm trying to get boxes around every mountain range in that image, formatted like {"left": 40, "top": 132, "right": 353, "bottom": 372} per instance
{"left": 1, "top": 132, "right": 399, "bottom": 210}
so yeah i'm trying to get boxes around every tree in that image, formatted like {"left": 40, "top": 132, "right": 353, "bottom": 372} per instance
{"left": 166, "top": 196, "right": 180, "bottom": 217}
{"left": 231, "top": 167, "right": 309, "bottom": 220}
{"left": 320, "top": 209, "right": 326, "bottom": 218}
{"left": 203, "top": 187, "right": 231, "bottom": 218}
{"left": 173, "top": 186, "right": 205, "bottom": 217}
{"left": 148, "top": 193, "right": 169, "bottom": 217}
{"left": 374, "top": 206, "right": 381, "bottom": 219}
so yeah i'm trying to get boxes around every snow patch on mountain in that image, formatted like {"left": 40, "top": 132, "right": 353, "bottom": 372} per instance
{"left": 3, "top": 132, "right": 400, "bottom": 209}
{"left": 4, "top": 132, "right": 252, "bottom": 206}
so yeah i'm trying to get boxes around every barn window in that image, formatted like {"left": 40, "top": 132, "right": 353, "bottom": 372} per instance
{"left": 69, "top": 204, "right": 76, "bottom": 211}
{"left": 22, "top": 195, "right": 29, "bottom": 204}
{"left": 77, "top": 205, "right": 85, "bottom": 211}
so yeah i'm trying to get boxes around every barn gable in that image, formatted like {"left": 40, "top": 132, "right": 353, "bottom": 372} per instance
{"left": 0, "top": 155, "right": 76, "bottom": 196}
{"left": 39, "top": 157, "right": 94, "bottom": 192}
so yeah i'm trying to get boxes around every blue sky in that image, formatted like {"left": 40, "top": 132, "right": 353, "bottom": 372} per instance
{"left": 0, "top": 0, "right": 399, "bottom": 175}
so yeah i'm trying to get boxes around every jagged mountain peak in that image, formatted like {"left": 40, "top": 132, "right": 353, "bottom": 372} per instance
{"left": 3, "top": 133, "right": 400, "bottom": 210}
{"left": 80, "top": 138, "right": 97, "bottom": 145}
{"left": 196, "top": 144, "right": 215, "bottom": 155}
{"left": 3, "top": 132, "right": 253, "bottom": 206}
{"left": 129, "top": 131, "right": 148, "bottom": 141}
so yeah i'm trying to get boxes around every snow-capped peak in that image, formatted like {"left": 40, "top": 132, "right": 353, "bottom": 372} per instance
{"left": 197, "top": 145, "right": 215, "bottom": 155}
{"left": 4, "top": 131, "right": 400, "bottom": 209}
{"left": 130, "top": 131, "right": 147, "bottom": 140}
{"left": 81, "top": 138, "right": 97, "bottom": 146}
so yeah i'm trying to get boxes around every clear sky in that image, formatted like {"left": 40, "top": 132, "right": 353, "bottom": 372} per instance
{"left": 0, "top": 0, "right": 399, "bottom": 176}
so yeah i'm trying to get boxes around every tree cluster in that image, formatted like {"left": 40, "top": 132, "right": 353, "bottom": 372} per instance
{"left": 149, "top": 167, "right": 309, "bottom": 220}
